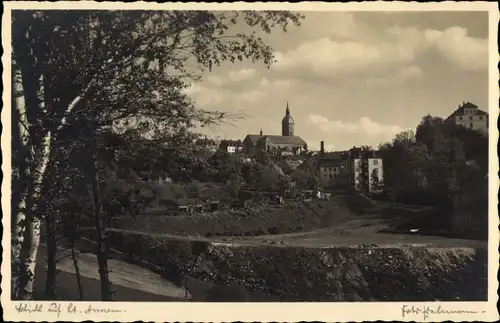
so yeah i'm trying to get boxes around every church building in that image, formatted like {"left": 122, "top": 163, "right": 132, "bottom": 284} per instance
{"left": 243, "top": 102, "right": 308, "bottom": 156}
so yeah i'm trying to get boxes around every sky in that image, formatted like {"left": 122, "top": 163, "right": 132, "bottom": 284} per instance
{"left": 183, "top": 11, "right": 489, "bottom": 151}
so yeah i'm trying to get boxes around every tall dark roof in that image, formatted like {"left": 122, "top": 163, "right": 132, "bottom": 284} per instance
{"left": 260, "top": 135, "right": 307, "bottom": 146}
{"left": 244, "top": 134, "right": 264, "bottom": 145}
{"left": 243, "top": 134, "right": 307, "bottom": 146}
{"left": 448, "top": 102, "right": 488, "bottom": 118}
{"left": 317, "top": 152, "right": 347, "bottom": 167}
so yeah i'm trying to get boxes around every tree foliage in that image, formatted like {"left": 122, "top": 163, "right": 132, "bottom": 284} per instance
{"left": 11, "top": 9, "right": 304, "bottom": 300}
{"left": 380, "top": 115, "right": 487, "bottom": 206}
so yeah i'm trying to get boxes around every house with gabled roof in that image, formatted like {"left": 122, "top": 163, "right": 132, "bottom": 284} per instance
{"left": 445, "top": 102, "right": 488, "bottom": 134}
{"left": 218, "top": 139, "right": 243, "bottom": 154}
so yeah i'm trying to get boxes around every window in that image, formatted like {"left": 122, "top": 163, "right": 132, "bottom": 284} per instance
{"left": 372, "top": 159, "right": 378, "bottom": 166}
{"left": 459, "top": 116, "right": 463, "bottom": 120}
{"left": 469, "top": 116, "right": 473, "bottom": 121}
{"left": 470, "top": 123, "right": 473, "bottom": 128}
{"left": 479, "top": 116, "right": 483, "bottom": 120}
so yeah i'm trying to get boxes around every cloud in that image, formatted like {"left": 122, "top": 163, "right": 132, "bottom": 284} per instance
{"left": 306, "top": 114, "right": 403, "bottom": 138}
{"left": 205, "top": 75, "right": 225, "bottom": 87}
{"left": 297, "top": 12, "right": 378, "bottom": 42}
{"left": 259, "top": 77, "right": 294, "bottom": 90}
{"left": 424, "top": 27, "right": 488, "bottom": 71}
{"left": 183, "top": 83, "right": 224, "bottom": 107}
{"left": 228, "top": 68, "right": 257, "bottom": 82}
{"left": 386, "top": 25, "right": 488, "bottom": 71}
{"left": 273, "top": 38, "right": 415, "bottom": 76}
{"left": 183, "top": 81, "right": 265, "bottom": 108}
{"left": 272, "top": 22, "right": 487, "bottom": 78}
{"left": 398, "top": 65, "right": 424, "bottom": 79}
{"left": 239, "top": 90, "right": 265, "bottom": 103}
{"left": 365, "top": 65, "right": 423, "bottom": 86}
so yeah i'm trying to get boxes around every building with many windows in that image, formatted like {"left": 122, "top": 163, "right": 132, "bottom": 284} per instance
{"left": 315, "top": 143, "right": 384, "bottom": 193}
{"left": 445, "top": 102, "right": 488, "bottom": 134}
{"left": 349, "top": 147, "right": 384, "bottom": 193}
{"left": 316, "top": 142, "right": 352, "bottom": 187}
{"left": 318, "top": 152, "right": 348, "bottom": 182}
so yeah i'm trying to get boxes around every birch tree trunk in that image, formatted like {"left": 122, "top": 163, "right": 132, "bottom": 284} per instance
{"left": 19, "top": 132, "right": 52, "bottom": 300}
{"left": 11, "top": 64, "right": 30, "bottom": 299}
{"left": 19, "top": 216, "right": 42, "bottom": 300}
{"left": 12, "top": 57, "right": 44, "bottom": 300}
{"left": 20, "top": 67, "right": 52, "bottom": 299}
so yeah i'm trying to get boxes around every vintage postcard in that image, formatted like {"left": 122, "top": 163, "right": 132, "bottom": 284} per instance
{"left": 1, "top": 1, "right": 499, "bottom": 322}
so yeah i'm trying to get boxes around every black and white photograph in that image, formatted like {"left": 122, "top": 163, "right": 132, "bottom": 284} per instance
{"left": 2, "top": 1, "right": 498, "bottom": 322}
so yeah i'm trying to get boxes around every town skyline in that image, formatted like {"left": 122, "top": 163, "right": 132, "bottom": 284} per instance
{"left": 184, "top": 11, "right": 489, "bottom": 151}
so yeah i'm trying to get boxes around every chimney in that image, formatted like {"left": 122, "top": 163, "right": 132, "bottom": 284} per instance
{"left": 260, "top": 129, "right": 263, "bottom": 136}
{"left": 320, "top": 141, "right": 325, "bottom": 154}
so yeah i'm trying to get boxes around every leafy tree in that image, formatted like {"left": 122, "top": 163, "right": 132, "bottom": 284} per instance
{"left": 382, "top": 113, "right": 484, "bottom": 207}
{"left": 416, "top": 115, "right": 444, "bottom": 151}
{"left": 208, "top": 151, "right": 237, "bottom": 183}
{"left": 290, "top": 169, "right": 317, "bottom": 189}
{"left": 256, "top": 149, "right": 272, "bottom": 165}
{"left": 241, "top": 164, "right": 253, "bottom": 185}
{"left": 393, "top": 129, "right": 416, "bottom": 147}
{"left": 227, "top": 174, "right": 242, "bottom": 198}
{"left": 370, "top": 169, "right": 381, "bottom": 193}
{"left": 11, "top": 10, "right": 303, "bottom": 300}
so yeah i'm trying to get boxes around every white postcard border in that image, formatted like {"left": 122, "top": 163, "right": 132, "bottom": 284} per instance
{"left": 2, "top": 1, "right": 499, "bottom": 322}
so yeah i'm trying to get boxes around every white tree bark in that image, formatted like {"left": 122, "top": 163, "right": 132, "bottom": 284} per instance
{"left": 11, "top": 65, "right": 29, "bottom": 298}
{"left": 20, "top": 129, "right": 52, "bottom": 299}
{"left": 19, "top": 217, "right": 41, "bottom": 299}
{"left": 16, "top": 84, "right": 90, "bottom": 299}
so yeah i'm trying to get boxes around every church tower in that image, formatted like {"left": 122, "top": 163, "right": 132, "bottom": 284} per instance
{"left": 281, "top": 102, "right": 295, "bottom": 136}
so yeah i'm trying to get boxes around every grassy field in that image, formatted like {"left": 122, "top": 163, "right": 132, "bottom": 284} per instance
{"left": 112, "top": 199, "right": 347, "bottom": 237}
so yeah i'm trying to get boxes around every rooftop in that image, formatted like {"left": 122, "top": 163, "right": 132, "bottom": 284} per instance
{"left": 244, "top": 134, "right": 307, "bottom": 146}
{"left": 448, "top": 102, "right": 488, "bottom": 118}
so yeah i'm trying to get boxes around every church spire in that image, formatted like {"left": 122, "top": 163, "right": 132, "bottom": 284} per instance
{"left": 282, "top": 101, "right": 294, "bottom": 136}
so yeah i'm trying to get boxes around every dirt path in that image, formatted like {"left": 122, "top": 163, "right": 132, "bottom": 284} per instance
{"left": 87, "top": 225, "right": 485, "bottom": 249}
{"left": 37, "top": 244, "right": 191, "bottom": 300}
